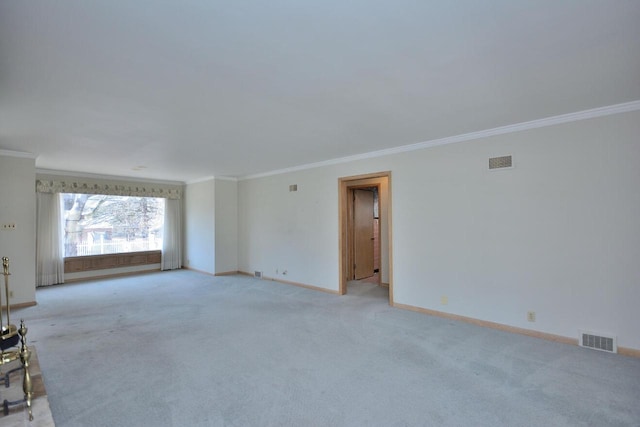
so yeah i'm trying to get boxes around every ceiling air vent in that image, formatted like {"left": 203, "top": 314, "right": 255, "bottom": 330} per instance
{"left": 489, "top": 155, "right": 513, "bottom": 170}
{"left": 579, "top": 330, "right": 617, "bottom": 353}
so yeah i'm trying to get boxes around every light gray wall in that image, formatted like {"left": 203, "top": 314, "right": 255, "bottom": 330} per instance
{"left": 0, "top": 154, "right": 36, "bottom": 305}
{"left": 239, "top": 170, "right": 340, "bottom": 287}
{"left": 238, "top": 111, "right": 640, "bottom": 350}
{"left": 184, "top": 179, "right": 216, "bottom": 274}
{"left": 214, "top": 179, "right": 238, "bottom": 274}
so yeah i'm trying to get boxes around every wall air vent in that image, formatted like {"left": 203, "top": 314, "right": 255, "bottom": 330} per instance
{"left": 579, "top": 330, "right": 617, "bottom": 353}
{"left": 489, "top": 155, "right": 513, "bottom": 170}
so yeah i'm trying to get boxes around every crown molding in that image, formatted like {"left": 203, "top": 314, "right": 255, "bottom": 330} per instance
{"left": 36, "top": 168, "right": 184, "bottom": 186}
{"left": 185, "top": 176, "right": 215, "bottom": 185}
{"left": 186, "top": 175, "right": 238, "bottom": 184}
{"left": 240, "top": 100, "right": 640, "bottom": 180}
{"left": 214, "top": 176, "right": 238, "bottom": 182}
{"left": 0, "top": 149, "right": 37, "bottom": 159}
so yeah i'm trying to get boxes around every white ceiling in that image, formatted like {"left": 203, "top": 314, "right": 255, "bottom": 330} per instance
{"left": 1, "top": 1, "right": 639, "bottom": 183}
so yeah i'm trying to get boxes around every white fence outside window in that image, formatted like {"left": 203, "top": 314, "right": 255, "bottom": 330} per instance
{"left": 73, "top": 238, "right": 161, "bottom": 256}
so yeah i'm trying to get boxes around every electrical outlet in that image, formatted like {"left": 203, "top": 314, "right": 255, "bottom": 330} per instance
{"left": 527, "top": 311, "right": 536, "bottom": 322}
{"left": 2, "top": 223, "right": 17, "bottom": 230}
{"left": 9, "top": 291, "right": 13, "bottom": 298}
{"left": 282, "top": 270, "right": 287, "bottom": 275}
{"left": 440, "top": 295, "right": 448, "bottom": 305}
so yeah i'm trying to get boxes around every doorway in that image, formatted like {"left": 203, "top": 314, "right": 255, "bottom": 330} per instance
{"left": 338, "top": 172, "right": 392, "bottom": 303}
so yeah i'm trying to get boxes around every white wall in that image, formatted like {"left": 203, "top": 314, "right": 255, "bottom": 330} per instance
{"left": 391, "top": 112, "right": 640, "bottom": 349}
{"left": 239, "top": 111, "right": 640, "bottom": 350}
{"left": 0, "top": 154, "right": 36, "bottom": 305}
{"left": 239, "top": 170, "right": 342, "bottom": 287}
{"left": 184, "top": 179, "right": 216, "bottom": 274}
{"left": 214, "top": 179, "right": 238, "bottom": 274}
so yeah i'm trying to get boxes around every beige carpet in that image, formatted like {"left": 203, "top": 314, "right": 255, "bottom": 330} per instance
{"left": 1, "top": 346, "right": 55, "bottom": 426}
{"left": 20, "top": 271, "right": 640, "bottom": 426}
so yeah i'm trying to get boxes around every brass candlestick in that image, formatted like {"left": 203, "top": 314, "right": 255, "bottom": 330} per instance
{"left": 19, "top": 320, "right": 33, "bottom": 421}
{"left": 2, "top": 257, "right": 11, "bottom": 332}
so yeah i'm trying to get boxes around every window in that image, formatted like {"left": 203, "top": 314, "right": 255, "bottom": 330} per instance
{"left": 61, "top": 194, "right": 165, "bottom": 257}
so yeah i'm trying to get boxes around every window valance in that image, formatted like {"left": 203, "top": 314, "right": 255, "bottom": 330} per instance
{"left": 36, "top": 179, "right": 182, "bottom": 199}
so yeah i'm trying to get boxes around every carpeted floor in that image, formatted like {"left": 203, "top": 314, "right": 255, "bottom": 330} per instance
{"left": 14, "top": 270, "right": 640, "bottom": 426}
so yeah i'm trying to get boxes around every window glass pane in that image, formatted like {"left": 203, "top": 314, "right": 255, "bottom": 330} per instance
{"left": 61, "top": 194, "right": 165, "bottom": 257}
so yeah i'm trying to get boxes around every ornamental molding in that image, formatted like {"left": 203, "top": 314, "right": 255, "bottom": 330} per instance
{"left": 36, "top": 179, "right": 182, "bottom": 199}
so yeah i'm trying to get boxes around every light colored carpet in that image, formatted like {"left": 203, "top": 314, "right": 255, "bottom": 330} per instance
{"left": 14, "top": 270, "right": 640, "bottom": 426}
{"left": 1, "top": 346, "right": 55, "bottom": 426}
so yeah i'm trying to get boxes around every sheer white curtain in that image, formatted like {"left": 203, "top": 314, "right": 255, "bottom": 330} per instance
{"left": 161, "top": 198, "right": 182, "bottom": 270}
{"left": 36, "top": 192, "right": 65, "bottom": 286}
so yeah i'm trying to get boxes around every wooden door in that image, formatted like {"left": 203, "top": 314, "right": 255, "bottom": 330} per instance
{"left": 353, "top": 189, "right": 374, "bottom": 280}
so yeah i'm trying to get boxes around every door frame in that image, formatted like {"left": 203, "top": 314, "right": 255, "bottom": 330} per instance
{"left": 338, "top": 171, "right": 393, "bottom": 303}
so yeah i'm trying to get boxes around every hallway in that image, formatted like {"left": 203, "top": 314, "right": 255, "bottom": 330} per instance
{"left": 347, "top": 273, "right": 389, "bottom": 300}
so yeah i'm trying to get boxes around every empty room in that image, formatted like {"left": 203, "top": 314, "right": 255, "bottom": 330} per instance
{"left": 1, "top": 1, "right": 639, "bottom": 426}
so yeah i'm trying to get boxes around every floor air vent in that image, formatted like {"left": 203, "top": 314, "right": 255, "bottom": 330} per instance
{"left": 579, "top": 331, "right": 617, "bottom": 353}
